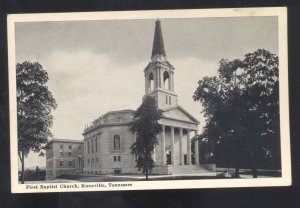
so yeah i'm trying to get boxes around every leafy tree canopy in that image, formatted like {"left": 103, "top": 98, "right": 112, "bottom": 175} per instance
{"left": 130, "top": 96, "right": 162, "bottom": 179}
{"left": 17, "top": 61, "right": 57, "bottom": 157}
{"left": 193, "top": 49, "right": 280, "bottom": 177}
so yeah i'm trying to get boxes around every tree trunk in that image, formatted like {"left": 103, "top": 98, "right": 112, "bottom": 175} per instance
{"left": 145, "top": 168, "right": 148, "bottom": 180}
{"left": 252, "top": 167, "right": 258, "bottom": 178}
{"left": 21, "top": 151, "right": 25, "bottom": 184}
{"left": 235, "top": 156, "right": 240, "bottom": 178}
{"left": 235, "top": 166, "right": 240, "bottom": 178}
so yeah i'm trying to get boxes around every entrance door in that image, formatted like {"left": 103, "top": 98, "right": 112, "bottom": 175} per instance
{"left": 166, "top": 151, "right": 171, "bottom": 165}
{"left": 114, "top": 169, "right": 121, "bottom": 175}
{"left": 184, "top": 154, "right": 187, "bottom": 165}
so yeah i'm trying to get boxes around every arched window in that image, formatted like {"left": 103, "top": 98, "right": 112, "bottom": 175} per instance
{"left": 149, "top": 73, "right": 154, "bottom": 92}
{"left": 163, "top": 71, "right": 170, "bottom": 90}
{"left": 113, "top": 134, "right": 121, "bottom": 150}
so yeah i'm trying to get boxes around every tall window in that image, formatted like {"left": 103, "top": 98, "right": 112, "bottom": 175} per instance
{"left": 69, "top": 145, "right": 72, "bottom": 149}
{"left": 60, "top": 145, "right": 63, "bottom": 150}
{"left": 95, "top": 137, "right": 98, "bottom": 153}
{"left": 166, "top": 95, "right": 168, "bottom": 104}
{"left": 169, "top": 96, "right": 171, "bottom": 105}
{"left": 113, "top": 134, "right": 120, "bottom": 150}
{"left": 91, "top": 138, "right": 94, "bottom": 153}
{"left": 87, "top": 140, "right": 90, "bottom": 154}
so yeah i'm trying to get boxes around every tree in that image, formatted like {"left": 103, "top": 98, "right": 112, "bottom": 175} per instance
{"left": 193, "top": 49, "right": 280, "bottom": 178}
{"left": 129, "top": 96, "right": 162, "bottom": 180}
{"left": 17, "top": 61, "right": 57, "bottom": 183}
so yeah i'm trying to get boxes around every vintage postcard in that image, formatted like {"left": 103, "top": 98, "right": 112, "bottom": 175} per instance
{"left": 8, "top": 7, "right": 290, "bottom": 193}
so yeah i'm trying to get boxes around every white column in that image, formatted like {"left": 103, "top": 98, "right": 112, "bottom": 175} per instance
{"left": 158, "top": 68, "right": 161, "bottom": 87}
{"left": 156, "top": 69, "right": 159, "bottom": 89}
{"left": 195, "top": 130, "right": 199, "bottom": 165}
{"left": 152, "top": 132, "right": 156, "bottom": 162}
{"left": 195, "top": 139, "right": 199, "bottom": 165}
{"left": 168, "top": 74, "right": 172, "bottom": 91}
{"left": 187, "top": 129, "right": 191, "bottom": 165}
{"left": 170, "top": 126, "right": 175, "bottom": 165}
{"left": 179, "top": 128, "right": 183, "bottom": 165}
{"left": 153, "top": 145, "right": 156, "bottom": 162}
{"left": 162, "top": 126, "right": 166, "bottom": 165}
{"left": 171, "top": 72, "right": 174, "bottom": 91}
{"left": 160, "top": 69, "right": 163, "bottom": 88}
{"left": 145, "top": 74, "right": 147, "bottom": 93}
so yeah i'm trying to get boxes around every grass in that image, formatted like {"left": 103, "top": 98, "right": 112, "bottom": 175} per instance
{"left": 54, "top": 170, "right": 281, "bottom": 182}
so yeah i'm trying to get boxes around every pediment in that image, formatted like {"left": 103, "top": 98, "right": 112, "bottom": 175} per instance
{"left": 162, "top": 105, "right": 199, "bottom": 124}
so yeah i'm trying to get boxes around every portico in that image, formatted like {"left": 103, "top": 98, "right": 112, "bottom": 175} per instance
{"left": 158, "top": 125, "right": 199, "bottom": 166}
{"left": 154, "top": 107, "right": 200, "bottom": 168}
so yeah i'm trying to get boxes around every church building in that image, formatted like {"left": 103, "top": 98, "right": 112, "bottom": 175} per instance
{"left": 82, "top": 20, "right": 205, "bottom": 175}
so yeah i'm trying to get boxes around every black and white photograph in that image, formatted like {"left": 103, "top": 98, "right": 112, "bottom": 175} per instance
{"left": 8, "top": 7, "right": 290, "bottom": 193}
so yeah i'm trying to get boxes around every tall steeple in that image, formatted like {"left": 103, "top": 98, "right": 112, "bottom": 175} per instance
{"left": 151, "top": 19, "right": 166, "bottom": 58}
{"left": 144, "top": 20, "right": 178, "bottom": 110}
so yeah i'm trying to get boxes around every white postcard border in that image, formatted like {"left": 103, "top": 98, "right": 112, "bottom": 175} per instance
{"left": 7, "top": 7, "right": 290, "bottom": 193}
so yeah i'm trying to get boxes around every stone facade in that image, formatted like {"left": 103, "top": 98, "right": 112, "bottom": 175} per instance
{"left": 83, "top": 110, "right": 139, "bottom": 175}
{"left": 46, "top": 139, "right": 83, "bottom": 180}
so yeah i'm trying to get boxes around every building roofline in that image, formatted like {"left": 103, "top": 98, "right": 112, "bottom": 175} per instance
{"left": 49, "top": 138, "right": 84, "bottom": 143}
{"left": 83, "top": 122, "right": 133, "bottom": 136}
{"left": 103, "top": 109, "right": 135, "bottom": 116}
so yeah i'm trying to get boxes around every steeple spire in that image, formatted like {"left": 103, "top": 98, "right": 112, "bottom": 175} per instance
{"left": 151, "top": 19, "right": 166, "bottom": 58}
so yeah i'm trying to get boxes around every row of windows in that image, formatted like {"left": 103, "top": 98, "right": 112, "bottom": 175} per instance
{"left": 60, "top": 144, "right": 82, "bottom": 150}
{"left": 84, "top": 170, "right": 121, "bottom": 175}
{"left": 87, "top": 135, "right": 121, "bottom": 155}
{"left": 60, "top": 152, "right": 72, "bottom": 157}
{"left": 87, "top": 158, "right": 99, "bottom": 164}
{"left": 86, "top": 156, "right": 121, "bottom": 164}
{"left": 87, "top": 137, "right": 98, "bottom": 154}
{"left": 60, "top": 144, "right": 72, "bottom": 150}
{"left": 59, "top": 160, "right": 72, "bottom": 166}
{"left": 165, "top": 95, "right": 172, "bottom": 105}
{"left": 114, "top": 156, "right": 121, "bottom": 162}
{"left": 85, "top": 170, "right": 100, "bottom": 175}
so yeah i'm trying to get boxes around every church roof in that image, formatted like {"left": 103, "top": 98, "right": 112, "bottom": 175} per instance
{"left": 162, "top": 105, "right": 200, "bottom": 124}
{"left": 151, "top": 19, "right": 166, "bottom": 58}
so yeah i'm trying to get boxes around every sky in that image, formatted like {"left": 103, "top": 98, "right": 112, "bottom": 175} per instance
{"left": 15, "top": 16, "right": 278, "bottom": 168}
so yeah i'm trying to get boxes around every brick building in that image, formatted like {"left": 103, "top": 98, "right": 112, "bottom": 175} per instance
{"left": 46, "top": 139, "right": 83, "bottom": 179}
